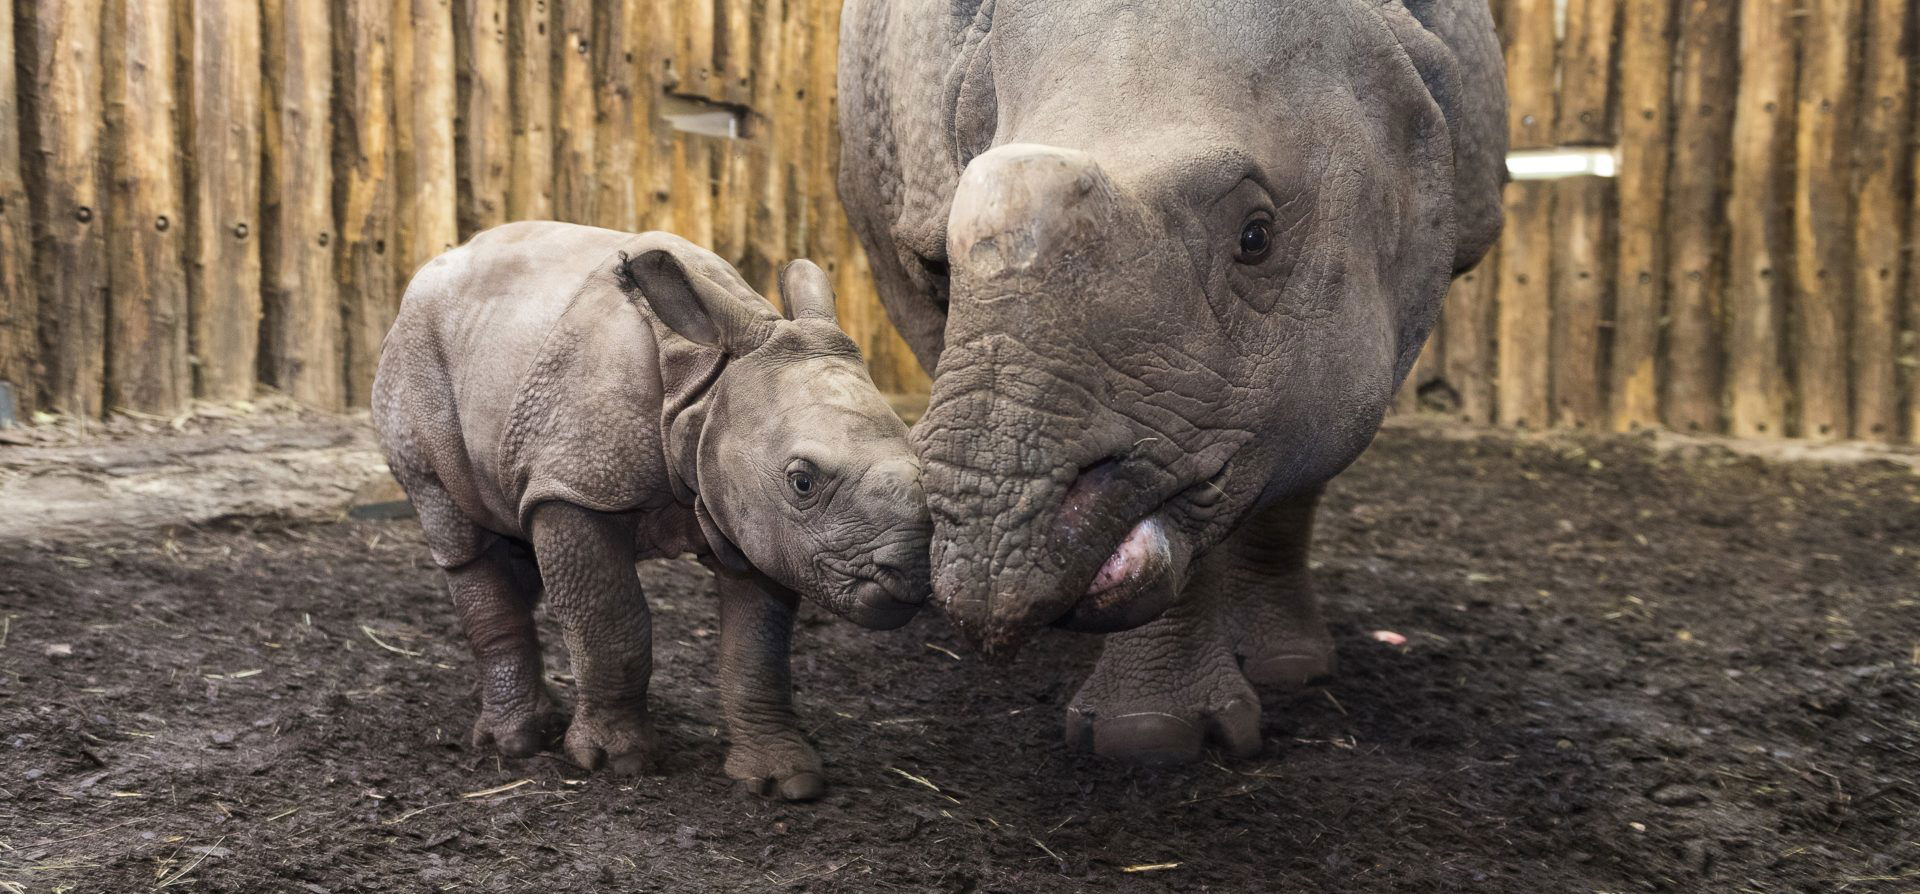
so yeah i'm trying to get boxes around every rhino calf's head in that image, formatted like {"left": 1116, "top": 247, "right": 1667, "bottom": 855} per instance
{"left": 625, "top": 250, "right": 930, "bottom": 629}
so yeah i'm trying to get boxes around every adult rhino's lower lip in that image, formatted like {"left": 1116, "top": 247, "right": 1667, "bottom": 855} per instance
{"left": 1052, "top": 514, "right": 1180, "bottom": 633}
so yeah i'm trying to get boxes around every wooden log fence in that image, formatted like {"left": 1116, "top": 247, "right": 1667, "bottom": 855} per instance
{"left": 2, "top": 0, "right": 1919, "bottom": 447}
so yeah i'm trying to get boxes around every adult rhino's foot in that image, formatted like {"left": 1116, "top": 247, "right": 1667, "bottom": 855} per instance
{"left": 1065, "top": 614, "right": 1261, "bottom": 765}
{"left": 470, "top": 683, "right": 563, "bottom": 759}
{"left": 563, "top": 706, "right": 655, "bottom": 775}
{"left": 724, "top": 729, "right": 826, "bottom": 802}
{"left": 1230, "top": 599, "right": 1336, "bottom": 689}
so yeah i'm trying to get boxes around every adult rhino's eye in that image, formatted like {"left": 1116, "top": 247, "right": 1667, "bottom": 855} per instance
{"left": 1237, "top": 219, "right": 1272, "bottom": 263}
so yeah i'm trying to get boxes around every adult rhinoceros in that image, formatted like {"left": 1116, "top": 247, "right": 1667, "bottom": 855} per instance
{"left": 838, "top": 0, "right": 1507, "bottom": 764}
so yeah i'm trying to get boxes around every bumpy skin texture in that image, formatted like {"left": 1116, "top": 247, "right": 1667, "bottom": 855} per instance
{"left": 372, "top": 222, "right": 931, "bottom": 797}
{"left": 838, "top": 1, "right": 1506, "bottom": 762}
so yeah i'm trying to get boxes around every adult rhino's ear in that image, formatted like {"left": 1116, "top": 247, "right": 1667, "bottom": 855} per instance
{"left": 1391, "top": 0, "right": 1508, "bottom": 274}
{"left": 779, "top": 259, "right": 838, "bottom": 324}
{"left": 618, "top": 243, "right": 780, "bottom": 354}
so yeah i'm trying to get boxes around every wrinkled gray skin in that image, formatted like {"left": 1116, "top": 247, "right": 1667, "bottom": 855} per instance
{"left": 839, "top": 0, "right": 1506, "bottom": 763}
{"left": 372, "top": 222, "right": 930, "bottom": 799}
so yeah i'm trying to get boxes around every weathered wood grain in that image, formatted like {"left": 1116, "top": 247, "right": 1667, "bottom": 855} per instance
{"left": 333, "top": 0, "right": 396, "bottom": 406}
{"left": 1726, "top": 0, "right": 1797, "bottom": 438}
{"left": 456, "top": 0, "right": 511, "bottom": 236}
{"left": 22, "top": 0, "right": 109, "bottom": 417}
{"left": 552, "top": 0, "right": 596, "bottom": 223}
{"left": 506, "top": 0, "right": 554, "bottom": 220}
{"left": 1608, "top": 0, "right": 1673, "bottom": 432}
{"left": 263, "top": 0, "right": 342, "bottom": 409}
{"left": 1443, "top": 257, "right": 1499, "bottom": 425}
{"left": 104, "top": 0, "right": 190, "bottom": 413}
{"left": 1854, "top": 0, "right": 1906, "bottom": 441}
{"left": 592, "top": 0, "right": 638, "bottom": 232}
{"left": 395, "top": 0, "right": 459, "bottom": 287}
{"left": 0, "top": 0, "right": 37, "bottom": 414}
{"left": 1662, "top": 0, "right": 1737, "bottom": 434}
{"left": 1789, "top": 0, "right": 1859, "bottom": 440}
{"left": 187, "top": 0, "right": 264, "bottom": 402}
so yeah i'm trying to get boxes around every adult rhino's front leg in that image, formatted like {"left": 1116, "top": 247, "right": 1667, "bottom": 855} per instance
{"left": 530, "top": 502, "right": 656, "bottom": 774}
{"left": 1065, "top": 492, "right": 1333, "bottom": 764}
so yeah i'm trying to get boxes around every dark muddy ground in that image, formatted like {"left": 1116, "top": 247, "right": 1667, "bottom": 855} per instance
{"left": 3, "top": 427, "right": 1917, "bottom": 892}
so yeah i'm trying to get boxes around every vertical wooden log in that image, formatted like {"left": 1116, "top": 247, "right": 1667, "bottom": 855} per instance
{"left": 1443, "top": 257, "right": 1499, "bottom": 424}
{"left": 506, "top": 0, "right": 554, "bottom": 220}
{"left": 187, "top": 0, "right": 263, "bottom": 402}
{"left": 262, "top": 0, "right": 341, "bottom": 409}
{"left": 676, "top": 0, "right": 716, "bottom": 99}
{"left": 637, "top": 0, "right": 678, "bottom": 233}
{"left": 1548, "top": 0, "right": 1617, "bottom": 429}
{"left": 592, "top": 0, "right": 638, "bottom": 231}
{"left": 1853, "top": 0, "right": 1907, "bottom": 442}
{"left": 1608, "top": 0, "right": 1674, "bottom": 432}
{"left": 104, "top": 0, "right": 190, "bottom": 413}
{"left": 745, "top": 0, "right": 789, "bottom": 295}
{"left": 1725, "top": 0, "right": 1797, "bottom": 438}
{"left": 1393, "top": 327, "right": 1444, "bottom": 416}
{"left": 1494, "top": 0, "right": 1555, "bottom": 429}
{"left": 456, "top": 0, "right": 511, "bottom": 236}
{"left": 334, "top": 0, "right": 396, "bottom": 406}
{"left": 1789, "top": 0, "right": 1859, "bottom": 440}
{"left": 394, "top": 0, "right": 459, "bottom": 288}
{"left": 716, "top": 0, "right": 753, "bottom": 107}
{"left": 1663, "top": 0, "right": 1737, "bottom": 434}
{"left": 0, "top": 0, "right": 38, "bottom": 414}
{"left": 672, "top": 137, "right": 715, "bottom": 248}
{"left": 552, "top": 0, "right": 596, "bottom": 222}
{"left": 21, "top": 0, "right": 109, "bottom": 417}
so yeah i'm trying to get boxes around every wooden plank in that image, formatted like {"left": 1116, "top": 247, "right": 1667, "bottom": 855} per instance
{"left": 1556, "top": 0, "right": 1618, "bottom": 146}
{"left": 104, "top": 0, "right": 191, "bottom": 413}
{"left": 1663, "top": 0, "right": 1737, "bottom": 434}
{"left": 1608, "top": 0, "right": 1674, "bottom": 432}
{"left": 1853, "top": 0, "right": 1907, "bottom": 442}
{"left": 395, "top": 0, "right": 459, "bottom": 287}
{"left": 1495, "top": 183, "right": 1552, "bottom": 430}
{"left": 592, "top": 0, "right": 638, "bottom": 231}
{"left": 263, "top": 0, "right": 342, "bottom": 409}
{"left": 717, "top": 0, "right": 753, "bottom": 107}
{"left": 1443, "top": 256, "right": 1499, "bottom": 424}
{"left": 1393, "top": 325, "right": 1444, "bottom": 416}
{"left": 676, "top": 0, "right": 716, "bottom": 98}
{"left": 672, "top": 136, "right": 715, "bottom": 248}
{"left": 1725, "top": 0, "right": 1798, "bottom": 439}
{"left": 0, "top": 0, "right": 36, "bottom": 414}
{"left": 1549, "top": 179, "right": 1611, "bottom": 428}
{"left": 552, "top": 0, "right": 596, "bottom": 222}
{"left": 187, "top": 0, "right": 264, "bottom": 402}
{"left": 456, "top": 0, "right": 511, "bottom": 236}
{"left": 334, "top": 0, "right": 396, "bottom": 406}
{"left": 506, "top": 0, "right": 553, "bottom": 220}
{"left": 1790, "top": 0, "right": 1860, "bottom": 440}
{"left": 1549, "top": 0, "right": 1617, "bottom": 429}
{"left": 1501, "top": 0, "right": 1556, "bottom": 151}
{"left": 743, "top": 0, "right": 789, "bottom": 294}
{"left": 637, "top": 0, "right": 678, "bottom": 233}
{"left": 22, "top": 0, "right": 109, "bottom": 416}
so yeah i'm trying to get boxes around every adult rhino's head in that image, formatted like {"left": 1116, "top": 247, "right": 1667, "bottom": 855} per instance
{"left": 913, "top": 0, "right": 1506, "bottom": 653}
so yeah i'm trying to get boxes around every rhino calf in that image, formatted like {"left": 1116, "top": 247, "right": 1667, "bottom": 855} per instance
{"left": 372, "top": 222, "right": 929, "bottom": 799}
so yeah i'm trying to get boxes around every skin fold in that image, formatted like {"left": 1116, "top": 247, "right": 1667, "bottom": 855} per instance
{"left": 372, "top": 222, "right": 931, "bottom": 798}
{"left": 838, "top": 0, "right": 1506, "bottom": 763}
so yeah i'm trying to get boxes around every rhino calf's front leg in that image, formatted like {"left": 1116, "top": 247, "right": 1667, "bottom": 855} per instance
{"left": 715, "top": 570, "right": 825, "bottom": 801}
{"left": 531, "top": 501, "right": 656, "bottom": 774}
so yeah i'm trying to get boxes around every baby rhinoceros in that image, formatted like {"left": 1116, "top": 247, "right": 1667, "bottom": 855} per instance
{"left": 372, "top": 221, "right": 930, "bottom": 800}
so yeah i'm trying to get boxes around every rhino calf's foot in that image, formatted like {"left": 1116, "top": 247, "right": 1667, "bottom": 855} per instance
{"left": 1065, "top": 602, "right": 1262, "bottom": 765}
{"left": 716, "top": 572, "right": 826, "bottom": 801}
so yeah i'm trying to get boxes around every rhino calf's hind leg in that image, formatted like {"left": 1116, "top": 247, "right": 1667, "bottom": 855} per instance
{"left": 445, "top": 538, "right": 559, "bottom": 758}
{"left": 531, "top": 501, "right": 656, "bottom": 775}
{"left": 715, "top": 571, "right": 825, "bottom": 801}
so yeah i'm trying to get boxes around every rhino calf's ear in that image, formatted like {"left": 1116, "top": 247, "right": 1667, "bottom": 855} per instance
{"left": 780, "top": 259, "right": 839, "bottom": 324}
{"left": 618, "top": 248, "right": 778, "bottom": 354}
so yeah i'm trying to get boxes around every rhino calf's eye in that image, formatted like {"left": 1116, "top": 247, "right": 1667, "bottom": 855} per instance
{"left": 789, "top": 470, "right": 815, "bottom": 496}
{"left": 1238, "top": 219, "right": 1272, "bottom": 263}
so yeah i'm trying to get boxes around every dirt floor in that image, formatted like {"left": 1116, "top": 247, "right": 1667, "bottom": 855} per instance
{"left": 2, "top": 426, "right": 1917, "bottom": 892}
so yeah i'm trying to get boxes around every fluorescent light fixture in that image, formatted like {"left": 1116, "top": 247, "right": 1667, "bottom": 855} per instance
{"left": 658, "top": 94, "right": 746, "bottom": 139}
{"left": 1506, "top": 147, "right": 1619, "bottom": 180}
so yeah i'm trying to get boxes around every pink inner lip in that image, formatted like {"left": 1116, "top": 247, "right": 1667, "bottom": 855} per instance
{"left": 1087, "top": 516, "right": 1169, "bottom": 594}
